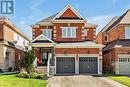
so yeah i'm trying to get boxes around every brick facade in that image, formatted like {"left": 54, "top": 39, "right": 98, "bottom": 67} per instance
{"left": 55, "top": 48, "right": 99, "bottom": 54}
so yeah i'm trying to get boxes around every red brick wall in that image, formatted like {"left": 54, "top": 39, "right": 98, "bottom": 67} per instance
{"left": 87, "top": 28, "right": 96, "bottom": 41}
{"left": 59, "top": 8, "right": 78, "bottom": 18}
{"left": 15, "top": 48, "right": 25, "bottom": 69}
{"left": 108, "top": 27, "right": 117, "bottom": 43}
{"left": 0, "top": 24, "right": 3, "bottom": 41}
{"left": 53, "top": 23, "right": 85, "bottom": 42}
{"left": 55, "top": 48, "right": 99, "bottom": 54}
{"left": 96, "top": 32, "right": 103, "bottom": 44}
{"left": 108, "top": 25, "right": 125, "bottom": 43}
{"left": 103, "top": 48, "right": 117, "bottom": 73}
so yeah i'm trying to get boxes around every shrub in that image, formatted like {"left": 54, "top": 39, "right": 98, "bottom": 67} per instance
{"left": 17, "top": 72, "right": 30, "bottom": 78}
{"left": 17, "top": 72, "right": 48, "bottom": 80}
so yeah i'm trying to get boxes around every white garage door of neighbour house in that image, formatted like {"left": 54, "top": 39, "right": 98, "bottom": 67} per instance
{"left": 119, "top": 58, "right": 130, "bottom": 74}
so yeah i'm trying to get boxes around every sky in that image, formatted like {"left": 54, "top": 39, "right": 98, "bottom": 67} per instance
{"left": 2, "top": 0, "right": 130, "bottom": 38}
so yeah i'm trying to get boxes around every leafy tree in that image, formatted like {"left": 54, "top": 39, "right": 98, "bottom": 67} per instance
{"left": 24, "top": 48, "right": 35, "bottom": 73}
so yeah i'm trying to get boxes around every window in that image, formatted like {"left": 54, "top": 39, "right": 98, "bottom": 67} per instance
{"left": 23, "top": 40, "right": 26, "bottom": 46}
{"left": 84, "top": 29, "right": 88, "bottom": 36}
{"left": 104, "top": 34, "right": 108, "bottom": 42}
{"left": 62, "top": 27, "right": 76, "bottom": 38}
{"left": 119, "top": 58, "right": 127, "bottom": 62}
{"left": 43, "top": 29, "right": 52, "bottom": 39}
{"left": 125, "top": 27, "right": 130, "bottom": 39}
{"left": 128, "top": 58, "right": 130, "bottom": 62}
{"left": 17, "top": 35, "right": 19, "bottom": 41}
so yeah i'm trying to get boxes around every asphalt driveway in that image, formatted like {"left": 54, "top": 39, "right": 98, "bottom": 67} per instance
{"left": 47, "top": 75, "right": 128, "bottom": 87}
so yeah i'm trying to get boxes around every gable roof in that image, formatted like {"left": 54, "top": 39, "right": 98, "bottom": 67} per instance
{"left": 35, "top": 4, "right": 86, "bottom": 25}
{"left": 32, "top": 34, "right": 55, "bottom": 43}
{"left": 53, "top": 4, "right": 86, "bottom": 21}
{"left": 97, "top": 16, "right": 119, "bottom": 36}
{"left": 106, "top": 9, "right": 130, "bottom": 32}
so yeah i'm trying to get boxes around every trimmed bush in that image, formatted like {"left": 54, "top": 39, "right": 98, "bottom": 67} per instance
{"left": 17, "top": 72, "right": 48, "bottom": 80}
{"left": 17, "top": 72, "right": 30, "bottom": 78}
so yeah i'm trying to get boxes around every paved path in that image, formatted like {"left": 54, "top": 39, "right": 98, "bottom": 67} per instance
{"left": 47, "top": 75, "right": 128, "bottom": 87}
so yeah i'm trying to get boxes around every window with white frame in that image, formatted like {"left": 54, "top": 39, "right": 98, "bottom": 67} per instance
{"left": 125, "top": 27, "right": 130, "bottom": 39}
{"left": 119, "top": 58, "right": 127, "bottom": 62}
{"left": 62, "top": 27, "right": 76, "bottom": 38}
{"left": 43, "top": 29, "right": 52, "bottom": 39}
{"left": 84, "top": 29, "right": 88, "bottom": 36}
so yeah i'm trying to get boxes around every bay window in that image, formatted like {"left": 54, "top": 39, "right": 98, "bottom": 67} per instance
{"left": 62, "top": 27, "right": 76, "bottom": 38}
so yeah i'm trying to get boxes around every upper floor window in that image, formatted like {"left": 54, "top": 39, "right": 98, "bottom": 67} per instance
{"left": 62, "top": 27, "right": 76, "bottom": 38}
{"left": 43, "top": 29, "right": 52, "bottom": 39}
{"left": 84, "top": 29, "right": 88, "bottom": 36}
{"left": 104, "top": 34, "right": 108, "bottom": 42}
{"left": 125, "top": 27, "right": 130, "bottom": 39}
{"left": 17, "top": 35, "right": 19, "bottom": 41}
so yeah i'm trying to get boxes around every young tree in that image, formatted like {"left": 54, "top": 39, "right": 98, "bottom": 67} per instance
{"left": 24, "top": 48, "right": 35, "bottom": 73}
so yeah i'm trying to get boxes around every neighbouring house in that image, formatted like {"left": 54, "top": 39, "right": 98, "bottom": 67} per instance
{"left": 31, "top": 4, "right": 104, "bottom": 75}
{"left": 0, "top": 17, "right": 31, "bottom": 71}
{"left": 96, "top": 9, "right": 130, "bottom": 74}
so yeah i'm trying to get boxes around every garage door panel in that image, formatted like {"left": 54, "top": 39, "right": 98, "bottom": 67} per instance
{"left": 119, "top": 58, "right": 130, "bottom": 74}
{"left": 56, "top": 57, "right": 75, "bottom": 74}
{"left": 79, "top": 57, "right": 98, "bottom": 74}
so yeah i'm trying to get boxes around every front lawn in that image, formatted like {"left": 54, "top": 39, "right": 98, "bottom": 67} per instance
{"left": 0, "top": 74, "right": 47, "bottom": 87}
{"left": 106, "top": 74, "right": 130, "bottom": 87}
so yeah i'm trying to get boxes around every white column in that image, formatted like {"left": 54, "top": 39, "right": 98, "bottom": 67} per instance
{"left": 75, "top": 55, "right": 79, "bottom": 74}
{"left": 47, "top": 53, "right": 51, "bottom": 76}
{"left": 54, "top": 56, "right": 56, "bottom": 74}
{"left": 115, "top": 58, "right": 119, "bottom": 74}
{"left": 98, "top": 48, "right": 102, "bottom": 74}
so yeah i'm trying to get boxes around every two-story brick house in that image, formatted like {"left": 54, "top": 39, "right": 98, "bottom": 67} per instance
{"left": 31, "top": 4, "right": 104, "bottom": 75}
{"left": 96, "top": 10, "right": 130, "bottom": 74}
{"left": 0, "top": 17, "right": 31, "bottom": 71}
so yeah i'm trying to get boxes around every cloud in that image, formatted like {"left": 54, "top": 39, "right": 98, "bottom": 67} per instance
{"left": 18, "top": 21, "right": 32, "bottom": 38}
{"left": 30, "top": 0, "right": 46, "bottom": 14}
{"left": 87, "top": 15, "right": 113, "bottom": 34}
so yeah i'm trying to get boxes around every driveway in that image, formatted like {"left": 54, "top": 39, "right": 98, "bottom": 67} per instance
{"left": 47, "top": 75, "right": 128, "bottom": 87}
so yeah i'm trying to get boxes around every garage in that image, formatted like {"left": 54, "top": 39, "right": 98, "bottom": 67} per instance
{"left": 119, "top": 58, "right": 130, "bottom": 74}
{"left": 79, "top": 57, "right": 98, "bottom": 74}
{"left": 56, "top": 57, "right": 75, "bottom": 74}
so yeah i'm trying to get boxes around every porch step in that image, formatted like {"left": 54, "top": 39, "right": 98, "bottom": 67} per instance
{"left": 35, "top": 66, "right": 47, "bottom": 74}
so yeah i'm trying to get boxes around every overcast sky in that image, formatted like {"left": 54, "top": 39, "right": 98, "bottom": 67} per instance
{"left": 2, "top": 0, "right": 130, "bottom": 38}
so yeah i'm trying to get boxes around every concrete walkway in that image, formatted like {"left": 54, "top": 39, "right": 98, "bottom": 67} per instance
{"left": 47, "top": 75, "right": 128, "bottom": 87}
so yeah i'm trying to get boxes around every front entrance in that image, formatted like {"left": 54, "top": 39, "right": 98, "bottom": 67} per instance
{"left": 79, "top": 57, "right": 98, "bottom": 74}
{"left": 56, "top": 57, "right": 75, "bottom": 74}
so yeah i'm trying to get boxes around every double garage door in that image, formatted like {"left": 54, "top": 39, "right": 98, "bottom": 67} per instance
{"left": 56, "top": 57, "right": 98, "bottom": 74}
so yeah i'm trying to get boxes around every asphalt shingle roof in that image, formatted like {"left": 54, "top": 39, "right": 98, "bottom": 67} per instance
{"left": 103, "top": 39, "right": 130, "bottom": 51}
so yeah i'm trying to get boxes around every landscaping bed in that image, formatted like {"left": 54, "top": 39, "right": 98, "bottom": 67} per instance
{"left": 0, "top": 74, "right": 47, "bottom": 87}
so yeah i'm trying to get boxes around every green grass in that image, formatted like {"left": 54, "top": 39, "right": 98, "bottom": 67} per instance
{"left": 0, "top": 74, "right": 47, "bottom": 87}
{"left": 105, "top": 74, "right": 130, "bottom": 87}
